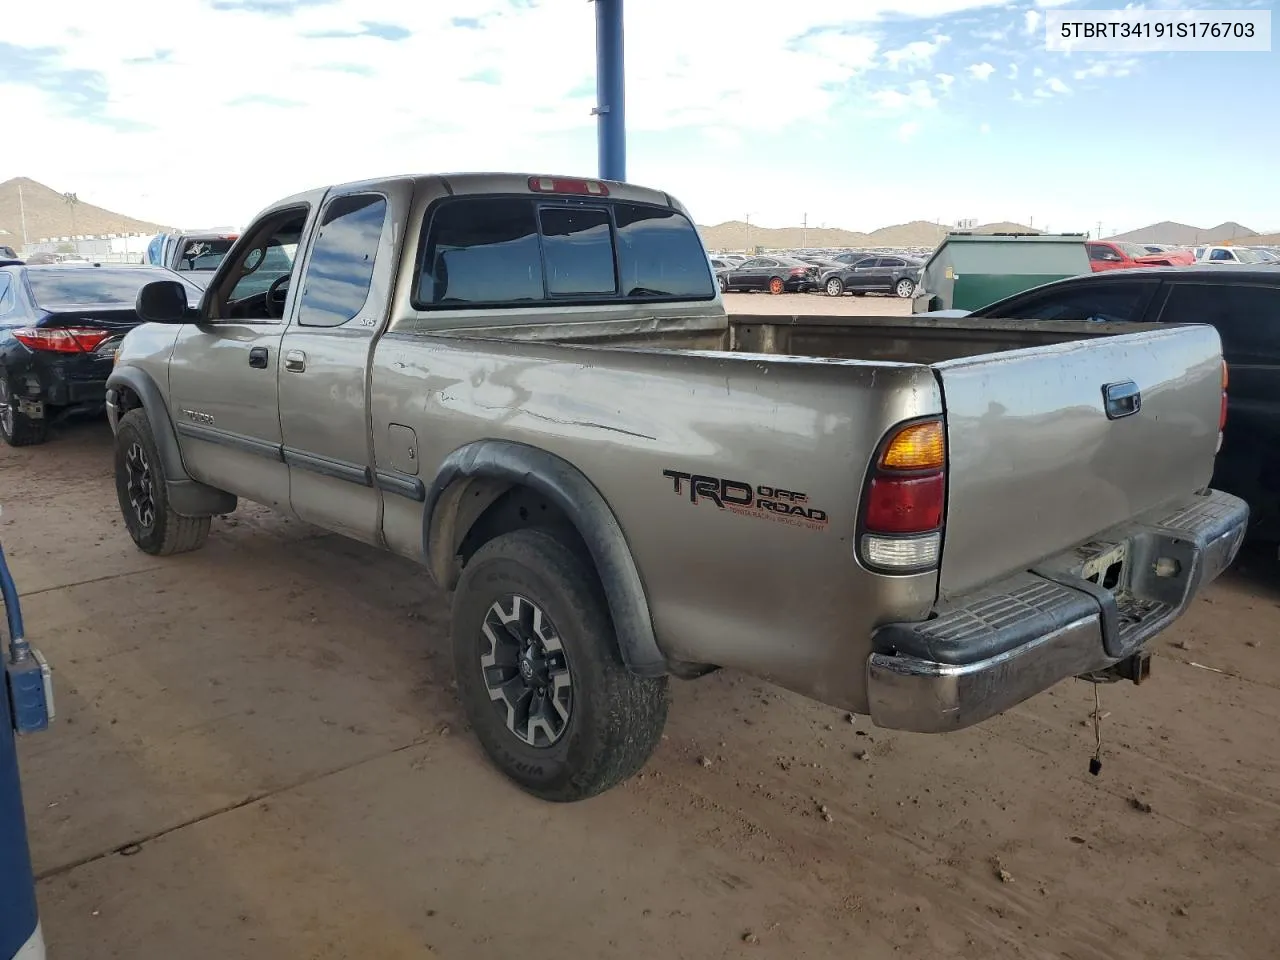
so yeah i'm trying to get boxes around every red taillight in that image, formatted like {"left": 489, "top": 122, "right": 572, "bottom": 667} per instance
{"left": 528, "top": 176, "right": 610, "bottom": 196}
{"left": 864, "top": 474, "right": 945, "bottom": 532}
{"left": 13, "top": 327, "right": 112, "bottom": 354}
{"left": 859, "top": 418, "right": 947, "bottom": 572}
{"left": 789, "top": 267, "right": 807, "bottom": 277}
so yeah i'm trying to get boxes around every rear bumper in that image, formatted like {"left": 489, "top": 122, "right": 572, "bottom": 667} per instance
{"left": 7, "top": 353, "right": 113, "bottom": 408}
{"left": 866, "top": 488, "right": 1248, "bottom": 733}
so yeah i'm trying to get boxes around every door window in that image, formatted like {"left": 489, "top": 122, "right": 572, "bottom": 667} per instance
{"left": 0, "top": 275, "right": 13, "bottom": 318}
{"left": 297, "top": 194, "right": 388, "bottom": 327}
{"left": 1158, "top": 282, "right": 1280, "bottom": 363}
{"left": 879, "top": 258, "right": 905, "bottom": 268}
{"left": 221, "top": 208, "right": 309, "bottom": 318}
{"left": 1208, "top": 248, "right": 1236, "bottom": 262}
{"left": 1088, "top": 244, "right": 1122, "bottom": 262}
{"left": 988, "top": 281, "right": 1156, "bottom": 322}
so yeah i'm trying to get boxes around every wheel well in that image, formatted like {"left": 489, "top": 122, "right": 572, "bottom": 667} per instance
{"left": 114, "top": 385, "right": 142, "bottom": 415}
{"left": 457, "top": 484, "right": 590, "bottom": 571}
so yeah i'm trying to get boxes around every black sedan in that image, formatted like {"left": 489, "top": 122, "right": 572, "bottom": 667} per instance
{"left": 718, "top": 256, "right": 818, "bottom": 294}
{"left": 0, "top": 264, "right": 201, "bottom": 446}
{"left": 820, "top": 255, "right": 924, "bottom": 298}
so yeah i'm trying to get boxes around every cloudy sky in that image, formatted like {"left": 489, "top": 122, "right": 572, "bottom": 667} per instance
{"left": 1, "top": 0, "right": 1275, "bottom": 234}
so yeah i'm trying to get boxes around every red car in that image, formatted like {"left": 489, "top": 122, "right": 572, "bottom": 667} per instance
{"left": 1086, "top": 241, "right": 1194, "bottom": 272}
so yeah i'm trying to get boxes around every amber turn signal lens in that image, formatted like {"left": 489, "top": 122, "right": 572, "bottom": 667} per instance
{"left": 1222, "top": 360, "right": 1229, "bottom": 390}
{"left": 880, "top": 420, "right": 945, "bottom": 471}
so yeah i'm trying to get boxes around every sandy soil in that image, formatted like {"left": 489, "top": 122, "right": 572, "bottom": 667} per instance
{"left": 4, "top": 351, "right": 1278, "bottom": 959}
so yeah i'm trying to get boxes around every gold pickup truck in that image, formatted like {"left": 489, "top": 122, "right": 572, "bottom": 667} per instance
{"left": 106, "top": 173, "right": 1247, "bottom": 801}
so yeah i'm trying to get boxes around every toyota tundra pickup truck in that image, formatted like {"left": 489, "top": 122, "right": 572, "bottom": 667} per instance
{"left": 105, "top": 173, "right": 1247, "bottom": 802}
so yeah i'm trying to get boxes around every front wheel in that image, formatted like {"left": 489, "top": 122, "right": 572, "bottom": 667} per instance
{"left": 824, "top": 277, "right": 845, "bottom": 297}
{"left": 452, "top": 529, "right": 669, "bottom": 802}
{"left": 895, "top": 277, "right": 916, "bottom": 298}
{"left": 114, "top": 409, "right": 211, "bottom": 556}
{"left": 718, "top": 274, "right": 729, "bottom": 293}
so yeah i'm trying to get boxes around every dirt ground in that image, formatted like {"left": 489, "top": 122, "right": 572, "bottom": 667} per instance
{"left": 4, "top": 294, "right": 1279, "bottom": 959}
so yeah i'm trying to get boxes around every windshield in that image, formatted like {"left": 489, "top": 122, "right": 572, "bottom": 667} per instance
{"left": 177, "top": 237, "right": 236, "bottom": 272}
{"left": 1117, "top": 242, "right": 1153, "bottom": 259}
{"left": 1233, "top": 248, "right": 1265, "bottom": 264}
{"left": 27, "top": 267, "right": 201, "bottom": 309}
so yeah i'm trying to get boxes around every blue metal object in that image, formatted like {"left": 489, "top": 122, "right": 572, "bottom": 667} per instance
{"left": 1, "top": 535, "right": 49, "bottom": 959}
{"left": 593, "top": 0, "right": 626, "bottom": 182}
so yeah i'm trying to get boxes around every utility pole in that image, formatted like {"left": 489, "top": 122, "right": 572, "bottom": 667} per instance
{"left": 802, "top": 212, "right": 808, "bottom": 249}
{"left": 1029, "top": 215, "right": 1034, "bottom": 230}
{"left": 64, "top": 192, "right": 80, "bottom": 239}
{"left": 1096, "top": 220, "right": 1103, "bottom": 240}
{"left": 744, "top": 212, "right": 752, "bottom": 254}
{"left": 18, "top": 183, "right": 28, "bottom": 247}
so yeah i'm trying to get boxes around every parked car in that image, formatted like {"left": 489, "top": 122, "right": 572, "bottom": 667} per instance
{"left": 1194, "top": 245, "right": 1271, "bottom": 265}
{"left": 949, "top": 265, "right": 1280, "bottom": 538}
{"left": 718, "top": 255, "right": 817, "bottom": 294}
{"left": 108, "top": 171, "right": 1244, "bottom": 803}
{"left": 0, "top": 264, "right": 201, "bottom": 446}
{"left": 1087, "top": 240, "right": 1194, "bottom": 271}
{"left": 820, "top": 255, "right": 923, "bottom": 298}
{"left": 0, "top": 246, "right": 19, "bottom": 267}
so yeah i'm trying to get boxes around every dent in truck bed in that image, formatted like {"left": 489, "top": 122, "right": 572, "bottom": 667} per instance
{"left": 107, "top": 171, "right": 1248, "bottom": 801}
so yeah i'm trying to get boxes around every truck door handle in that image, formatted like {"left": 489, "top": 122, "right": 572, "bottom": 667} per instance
{"left": 1102, "top": 380, "right": 1141, "bottom": 420}
{"left": 284, "top": 350, "right": 307, "bottom": 373}
{"left": 248, "top": 347, "right": 269, "bottom": 369}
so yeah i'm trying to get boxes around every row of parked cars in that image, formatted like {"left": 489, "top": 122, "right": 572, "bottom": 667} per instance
{"left": 709, "top": 251, "right": 925, "bottom": 299}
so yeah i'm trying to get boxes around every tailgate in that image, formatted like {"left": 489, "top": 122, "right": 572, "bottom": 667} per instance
{"left": 934, "top": 324, "right": 1223, "bottom": 599}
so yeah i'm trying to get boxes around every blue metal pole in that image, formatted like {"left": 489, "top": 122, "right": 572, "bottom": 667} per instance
{"left": 593, "top": 0, "right": 626, "bottom": 182}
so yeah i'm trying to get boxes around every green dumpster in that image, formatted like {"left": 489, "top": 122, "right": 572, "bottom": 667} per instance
{"left": 911, "top": 232, "right": 1091, "bottom": 313}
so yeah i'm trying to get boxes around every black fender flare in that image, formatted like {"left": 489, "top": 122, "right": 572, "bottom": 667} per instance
{"left": 423, "top": 440, "right": 667, "bottom": 678}
{"left": 106, "top": 366, "right": 237, "bottom": 517}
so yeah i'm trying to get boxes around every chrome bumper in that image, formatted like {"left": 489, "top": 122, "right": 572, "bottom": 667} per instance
{"left": 867, "top": 489, "right": 1248, "bottom": 733}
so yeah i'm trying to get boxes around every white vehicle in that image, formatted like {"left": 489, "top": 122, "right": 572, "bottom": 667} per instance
{"left": 1195, "top": 245, "right": 1270, "bottom": 265}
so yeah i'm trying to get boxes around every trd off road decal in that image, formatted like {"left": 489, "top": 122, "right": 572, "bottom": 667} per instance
{"left": 662, "top": 470, "right": 829, "bottom": 530}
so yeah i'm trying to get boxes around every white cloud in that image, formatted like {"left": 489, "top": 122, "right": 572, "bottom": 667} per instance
{"left": 870, "top": 80, "right": 939, "bottom": 112}
{"left": 1033, "top": 66, "right": 1045, "bottom": 77}
{"left": 967, "top": 61, "right": 997, "bottom": 81}
{"left": 897, "top": 120, "right": 924, "bottom": 142}
{"left": 1046, "top": 77, "right": 1071, "bottom": 94}
{"left": 1008, "top": 63, "right": 1020, "bottom": 79}
{"left": 1073, "top": 59, "right": 1139, "bottom": 80}
{"left": 936, "top": 72, "right": 956, "bottom": 92}
{"left": 884, "top": 35, "right": 950, "bottom": 71}
{"left": 979, "top": 122, "right": 992, "bottom": 134}
{"left": 1025, "top": 10, "right": 1042, "bottom": 34}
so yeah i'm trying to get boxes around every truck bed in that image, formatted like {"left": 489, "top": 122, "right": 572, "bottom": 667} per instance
{"left": 424, "top": 312, "right": 1157, "bottom": 365}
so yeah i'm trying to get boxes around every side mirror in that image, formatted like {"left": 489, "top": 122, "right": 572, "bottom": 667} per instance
{"left": 136, "top": 280, "right": 193, "bottom": 324}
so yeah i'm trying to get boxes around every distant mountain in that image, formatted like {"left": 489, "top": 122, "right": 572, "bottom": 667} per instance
{"left": 0, "top": 177, "right": 171, "bottom": 247}
{"left": 698, "top": 218, "right": 1039, "bottom": 252}
{"left": 1109, "top": 220, "right": 1258, "bottom": 245}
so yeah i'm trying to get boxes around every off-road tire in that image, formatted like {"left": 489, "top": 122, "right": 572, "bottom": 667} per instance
{"left": 114, "top": 408, "right": 211, "bottom": 556}
{"left": 0, "top": 374, "right": 49, "bottom": 447}
{"left": 452, "top": 528, "right": 669, "bottom": 802}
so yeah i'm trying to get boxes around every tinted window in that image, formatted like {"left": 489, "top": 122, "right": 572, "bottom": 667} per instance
{"left": 1158, "top": 282, "right": 1280, "bottom": 362}
{"left": 1088, "top": 244, "right": 1121, "bottom": 262}
{"left": 28, "top": 268, "right": 200, "bottom": 308}
{"left": 420, "top": 198, "right": 542, "bottom": 305}
{"left": 739, "top": 259, "right": 766, "bottom": 269}
{"left": 988, "top": 281, "right": 1155, "bottom": 323}
{"left": 539, "top": 207, "right": 616, "bottom": 297}
{"left": 853, "top": 258, "right": 878, "bottom": 268}
{"left": 297, "top": 194, "right": 387, "bottom": 327}
{"left": 614, "top": 204, "right": 714, "bottom": 298}
{"left": 880, "top": 258, "right": 905, "bottom": 268}
{"left": 758, "top": 259, "right": 780, "bottom": 268}
{"left": 1209, "top": 248, "right": 1235, "bottom": 262}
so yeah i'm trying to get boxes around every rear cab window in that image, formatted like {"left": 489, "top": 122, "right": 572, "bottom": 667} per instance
{"left": 177, "top": 237, "right": 236, "bottom": 272}
{"left": 414, "top": 196, "right": 714, "bottom": 309}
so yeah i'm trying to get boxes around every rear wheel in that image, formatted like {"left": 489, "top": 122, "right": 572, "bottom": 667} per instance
{"left": 0, "top": 373, "right": 49, "bottom": 447}
{"left": 718, "top": 274, "right": 729, "bottom": 293}
{"left": 114, "top": 409, "right": 211, "bottom": 555}
{"left": 895, "top": 277, "right": 916, "bottom": 298}
{"left": 452, "top": 529, "right": 669, "bottom": 802}
{"left": 824, "top": 277, "right": 845, "bottom": 297}
{"left": 768, "top": 276, "right": 785, "bottom": 295}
